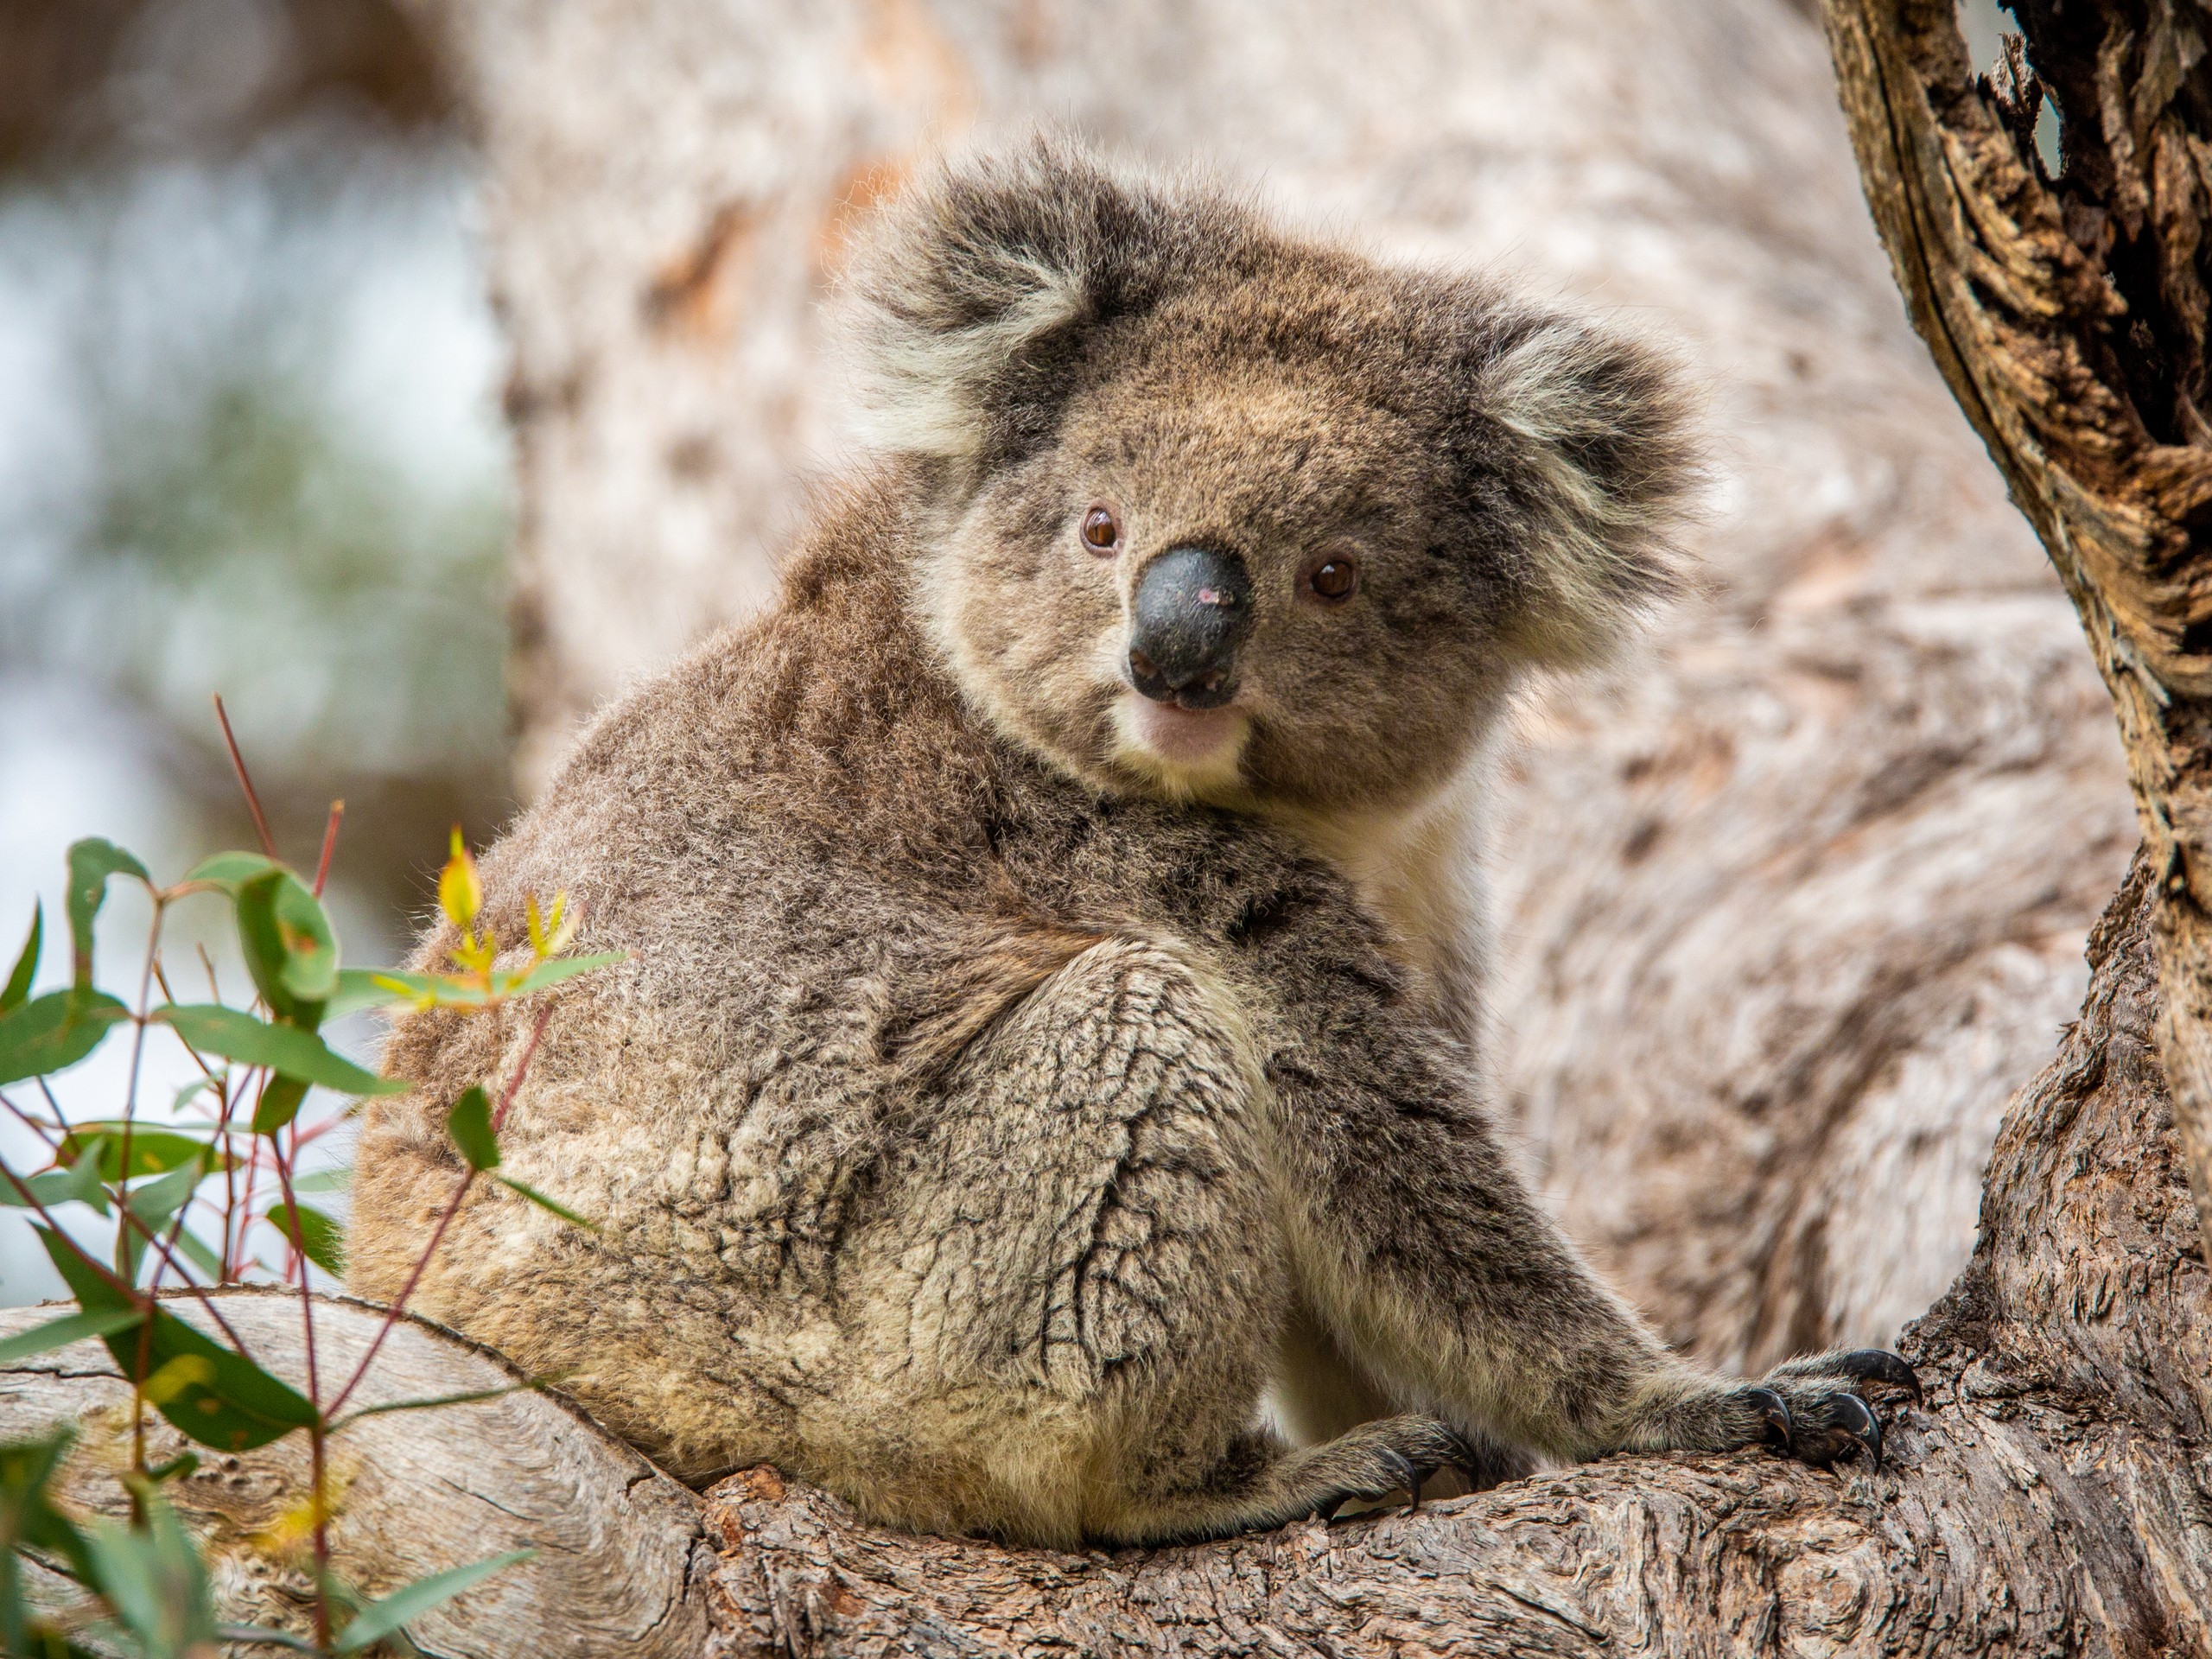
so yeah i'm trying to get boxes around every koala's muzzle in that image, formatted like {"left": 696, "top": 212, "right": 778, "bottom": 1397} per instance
{"left": 1127, "top": 546, "right": 1253, "bottom": 710}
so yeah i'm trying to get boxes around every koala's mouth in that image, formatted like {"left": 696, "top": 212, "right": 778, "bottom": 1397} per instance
{"left": 1115, "top": 690, "right": 1249, "bottom": 771}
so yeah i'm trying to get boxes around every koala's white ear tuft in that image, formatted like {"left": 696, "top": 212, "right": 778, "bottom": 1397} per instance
{"left": 839, "top": 137, "right": 1220, "bottom": 466}
{"left": 1478, "top": 317, "right": 1701, "bottom": 663}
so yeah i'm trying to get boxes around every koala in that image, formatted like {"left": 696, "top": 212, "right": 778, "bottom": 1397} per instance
{"left": 349, "top": 141, "right": 1917, "bottom": 1548}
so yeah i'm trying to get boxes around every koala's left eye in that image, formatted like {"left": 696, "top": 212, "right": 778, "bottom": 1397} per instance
{"left": 1308, "top": 556, "right": 1360, "bottom": 601}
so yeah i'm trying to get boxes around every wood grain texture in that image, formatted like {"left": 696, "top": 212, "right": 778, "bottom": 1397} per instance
{"left": 695, "top": 857, "right": 2210, "bottom": 1656}
{"left": 1820, "top": 0, "right": 2212, "bottom": 1255}
{"left": 405, "top": 0, "right": 2135, "bottom": 1378}
{"left": 0, "top": 1289, "right": 709, "bottom": 1656}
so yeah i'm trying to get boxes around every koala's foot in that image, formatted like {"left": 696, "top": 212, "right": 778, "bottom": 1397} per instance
{"left": 1304, "top": 1415, "right": 1505, "bottom": 1521}
{"left": 1644, "top": 1347, "right": 1920, "bottom": 1469}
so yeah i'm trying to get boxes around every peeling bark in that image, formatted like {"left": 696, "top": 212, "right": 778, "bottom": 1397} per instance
{"left": 1821, "top": 0, "right": 2212, "bottom": 1246}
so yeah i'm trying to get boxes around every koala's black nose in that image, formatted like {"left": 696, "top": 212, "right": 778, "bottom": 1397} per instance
{"left": 1127, "top": 546, "right": 1253, "bottom": 709}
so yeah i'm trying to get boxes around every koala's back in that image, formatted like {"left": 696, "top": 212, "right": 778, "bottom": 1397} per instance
{"left": 349, "top": 472, "right": 1075, "bottom": 1465}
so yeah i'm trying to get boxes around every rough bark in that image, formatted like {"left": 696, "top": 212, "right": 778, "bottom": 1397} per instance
{"left": 0, "top": 1290, "right": 710, "bottom": 1656}
{"left": 1821, "top": 0, "right": 2212, "bottom": 1250}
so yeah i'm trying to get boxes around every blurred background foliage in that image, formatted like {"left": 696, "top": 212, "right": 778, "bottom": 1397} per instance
{"left": 0, "top": 0, "right": 507, "bottom": 957}
{"left": 0, "top": 0, "right": 506, "bottom": 1301}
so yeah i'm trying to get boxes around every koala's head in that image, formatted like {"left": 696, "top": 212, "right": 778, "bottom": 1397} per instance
{"left": 845, "top": 141, "right": 1695, "bottom": 818}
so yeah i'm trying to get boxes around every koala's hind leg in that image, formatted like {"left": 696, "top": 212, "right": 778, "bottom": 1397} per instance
{"left": 836, "top": 938, "right": 1484, "bottom": 1546}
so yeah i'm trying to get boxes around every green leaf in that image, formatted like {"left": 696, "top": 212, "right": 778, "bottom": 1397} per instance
{"left": 328, "top": 1382, "right": 531, "bottom": 1433}
{"left": 178, "top": 851, "right": 281, "bottom": 891}
{"left": 0, "top": 1308, "right": 145, "bottom": 1368}
{"left": 332, "top": 1549, "right": 533, "bottom": 1653}
{"left": 65, "top": 839, "right": 149, "bottom": 994}
{"left": 37, "top": 1230, "right": 318, "bottom": 1452}
{"left": 118, "top": 1156, "right": 212, "bottom": 1282}
{"left": 327, "top": 967, "right": 419, "bottom": 1018}
{"left": 444, "top": 1086, "right": 498, "bottom": 1171}
{"left": 59, "top": 1126, "right": 215, "bottom": 1182}
{"left": 493, "top": 1173, "right": 596, "bottom": 1231}
{"left": 494, "top": 950, "right": 625, "bottom": 999}
{"left": 0, "top": 1428, "right": 94, "bottom": 1586}
{"left": 173, "top": 1227, "right": 225, "bottom": 1281}
{"left": 152, "top": 1004, "right": 405, "bottom": 1096}
{"left": 268, "top": 1201, "right": 346, "bottom": 1277}
{"left": 0, "top": 1151, "right": 111, "bottom": 1217}
{"left": 235, "top": 868, "right": 338, "bottom": 1023}
{"left": 291, "top": 1166, "right": 351, "bottom": 1193}
{"left": 349, "top": 968, "right": 488, "bottom": 1010}
{"left": 2, "top": 903, "right": 38, "bottom": 1014}
{"left": 252, "top": 1073, "right": 309, "bottom": 1135}
{"left": 82, "top": 1492, "right": 218, "bottom": 1658}
{"left": 0, "top": 991, "right": 130, "bottom": 1086}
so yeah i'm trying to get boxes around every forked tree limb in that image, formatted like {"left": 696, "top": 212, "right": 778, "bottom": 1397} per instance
{"left": 1820, "top": 0, "right": 2212, "bottom": 1246}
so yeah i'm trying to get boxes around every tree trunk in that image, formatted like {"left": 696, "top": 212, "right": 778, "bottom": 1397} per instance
{"left": 14, "top": 854, "right": 2193, "bottom": 1655}
{"left": 1821, "top": 0, "right": 2212, "bottom": 1250}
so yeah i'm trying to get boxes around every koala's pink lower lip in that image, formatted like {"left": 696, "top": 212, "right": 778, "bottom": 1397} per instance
{"left": 1126, "top": 694, "right": 1245, "bottom": 763}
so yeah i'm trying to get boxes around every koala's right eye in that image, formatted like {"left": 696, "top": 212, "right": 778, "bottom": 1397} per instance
{"left": 1081, "top": 505, "right": 1122, "bottom": 556}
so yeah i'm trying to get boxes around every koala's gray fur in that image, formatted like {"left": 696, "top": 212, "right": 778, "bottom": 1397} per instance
{"left": 350, "top": 141, "right": 1915, "bottom": 1547}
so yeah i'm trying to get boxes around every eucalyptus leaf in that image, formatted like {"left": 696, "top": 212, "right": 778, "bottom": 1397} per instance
{"left": 65, "top": 839, "right": 149, "bottom": 994}
{"left": 494, "top": 1173, "right": 595, "bottom": 1231}
{"left": 37, "top": 1230, "right": 318, "bottom": 1452}
{"left": 268, "top": 1201, "right": 345, "bottom": 1277}
{"left": 445, "top": 1086, "right": 498, "bottom": 1172}
{"left": 327, "top": 967, "right": 420, "bottom": 1017}
{"left": 178, "top": 851, "right": 282, "bottom": 891}
{"left": 252, "top": 1073, "right": 309, "bottom": 1135}
{"left": 333, "top": 1548, "right": 532, "bottom": 1653}
{"left": 0, "top": 1307, "right": 145, "bottom": 1367}
{"left": 496, "top": 950, "right": 625, "bottom": 999}
{"left": 0, "top": 991, "right": 130, "bottom": 1086}
{"left": 152, "top": 1004, "right": 404, "bottom": 1096}
{"left": 59, "top": 1125, "right": 215, "bottom": 1182}
{"left": 235, "top": 868, "right": 337, "bottom": 1022}
{"left": 2, "top": 903, "right": 38, "bottom": 1014}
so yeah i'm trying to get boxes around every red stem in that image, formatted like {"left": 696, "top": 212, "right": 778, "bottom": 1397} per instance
{"left": 312, "top": 800, "right": 344, "bottom": 898}
{"left": 213, "top": 695, "right": 277, "bottom": 861}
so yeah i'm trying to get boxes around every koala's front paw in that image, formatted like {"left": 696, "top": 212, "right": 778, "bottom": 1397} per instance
{"left": 1755, "top": 1347, "right": 1922, "bottom": 1468}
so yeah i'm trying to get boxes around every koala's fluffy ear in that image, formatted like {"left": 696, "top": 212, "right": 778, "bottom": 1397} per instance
{"left": 1465, "top": 315, "right": 1700, "bottom": 664}
{"left": 843, "top": 139, "right": 1225, "bottom": 467}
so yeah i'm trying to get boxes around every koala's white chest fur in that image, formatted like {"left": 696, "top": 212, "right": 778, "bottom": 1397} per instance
{"left": 1275, "top": 771, "right": 1490, "bottom": 1034}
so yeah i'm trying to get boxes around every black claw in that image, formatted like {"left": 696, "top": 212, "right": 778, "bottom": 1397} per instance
{"left": 1748, "top": 1386, "right": 1794, "bottom": 1449}
{"left": 1404, "top": 1465, "right": 1429, "bottom": 1515}
{"left": 1828, "top": 1391, "right": 1883, "bottom": 1468}
{"left": 1832, "top": 1348, "right": 1923, "bottom": 1406}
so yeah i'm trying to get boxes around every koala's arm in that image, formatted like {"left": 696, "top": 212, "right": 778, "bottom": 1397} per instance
{"left": 1243, "top": 939, "right": 1913, "bottom": 1465}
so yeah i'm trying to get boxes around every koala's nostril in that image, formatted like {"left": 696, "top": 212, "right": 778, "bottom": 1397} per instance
{"left": 1128, "top": 545, "right": 1252, "bottom": 710}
